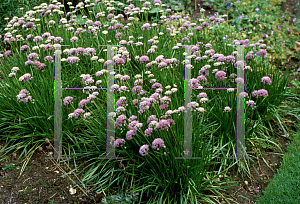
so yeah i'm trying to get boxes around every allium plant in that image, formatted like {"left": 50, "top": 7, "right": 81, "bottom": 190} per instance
{"left": 0, "top": 0, "right": 293, "bottom": 203}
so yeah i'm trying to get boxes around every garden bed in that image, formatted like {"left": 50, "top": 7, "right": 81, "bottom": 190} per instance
{"left": 0, "top": 0, "right": 300, "bottom": 203}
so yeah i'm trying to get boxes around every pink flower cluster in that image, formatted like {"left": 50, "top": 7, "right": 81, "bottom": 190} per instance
{"left": 252, "top": 89, "right": 268, "bottom": 98}
{"left": 20, "top": 45, "right": 30, "bottom": 52}
{"left": 16, "top": 89, "right": 35, "bottom": 104}
{"left": 19, "top": 73, "right": 33, "bottom": 82}
{"left": 138, "top": 138, "right": 168, "bottom": 157}
{"left": 81, "top": 74, "right": 94, "bottom": 85}
{"left": 246, "top": 100, "right": 257, "bottom": 109}
{"left": 68, "top": 108, "right": 85, "bottom": 119}
{"left": 215, "top": 71, "right": 226, "bottom": 81}
{"left": 261, "top": 76, "right": 272, "bottom": 85}
{"left": 44, "top": 56, "right": 54, "bottom": 63}
{"left": 114, "top": 139, "right": 126, "bottom": 148}
{"left": 32, "top": 60, "right": 46, "bottom": 71}
{"left": 28, "top": 53, "right": 39, "bottom": 60}
{"left": 66, "top": 56, "right": 80, "bottom": 65}
{"left": 63, "top": 96, "right": 73, "bottom": 106}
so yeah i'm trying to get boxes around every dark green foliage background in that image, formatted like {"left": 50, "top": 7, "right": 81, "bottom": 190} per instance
{"left": 0, "top": 0, "right": 51, "bottom": 33}
{"left": 0, "top": 0, "right": 83, "bottom": 50}
{"left": 0, "top": 0, "right": 50, "bottom": 52}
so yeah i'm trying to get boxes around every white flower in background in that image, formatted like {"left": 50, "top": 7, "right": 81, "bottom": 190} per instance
{"left": 32, "top": 46, "right": 39, "bottom": 50}
{"left": 115, "top": 74, "right": 122, "bottom": 79}
{"left": 135, "top": 74, "right": 142, "bottom": 79}
{"left": 213, "top": 62, "right": 222, "bottom": 66}
{"left": 9, "top": 73, "right": 16, "bottom": 77}
{"left": 149, "top": 79, "right": 156, "bottom": 83}
{"left": 135, "top": 42, "right": 143, "bottom": 46}
{"left": 227, "top": 88, "right": 235, "bottom": 92}
{"left": 203, "top": 65, "right": 211, "bottom": 69}
{"left": 165, "top": 91, "right": 172, "bottom": 95}
{"left": 171, "top": 88, "right": 178, "bottom": 93}
{"left": 200, "top": 98, "right": 208, "bottom": 103}
{"left": 95, "top": 80, "right": 102, "bottom": 85}
{"left": 196, "top": 107, "right": 206, "bottom": 113}
{"left": 223, "top": 106, "right": 231, "bottom": 113}
{"left": 84, "top": 112, "right": 91, "bottom": 118}
{"left": 211, "top": 69, "right": 219, "bottom": 74}
{"left": 11, "top": 67, "right": 20, "bottom": 73}
{"left": 108, "top": 112, "right": 116, "bottom": 120}
{"left": 90, "top": 56, "right": 98, "bottom": 61}
{"left": 120, "top": 96, "right": 126, "bottom": 101}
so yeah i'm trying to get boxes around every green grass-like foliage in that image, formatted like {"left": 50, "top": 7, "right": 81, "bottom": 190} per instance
{"left": 257, "top": 122, "right": 300, "bottom": 203}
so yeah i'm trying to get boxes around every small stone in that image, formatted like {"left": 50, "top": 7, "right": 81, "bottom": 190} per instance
{"left": 245, "top": 181, "right": 248, "bottom": 185}
{"left": 69, "top": 185, "right": 76, "bottom": 195}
